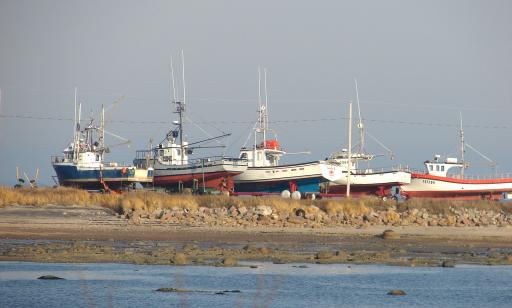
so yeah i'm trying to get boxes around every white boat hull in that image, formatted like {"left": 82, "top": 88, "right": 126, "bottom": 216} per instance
{"left": 400, "top": 173, "right": 512, "bottom": 200}
{"left": 234, "top": 161, "right": 338, "bottom": 193}
{"left": 325, "top": 170, "right": 411, "bottom": 197}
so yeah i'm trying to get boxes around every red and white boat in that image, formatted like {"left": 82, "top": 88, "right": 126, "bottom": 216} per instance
{"left": 400, "top": 155, "right": 512, "bottom": 200}
{"left": 133, "top": 53, "right": 247, "bottom": 192}
{"left": 134, "top": 100, "right": 247, "bottom": 193}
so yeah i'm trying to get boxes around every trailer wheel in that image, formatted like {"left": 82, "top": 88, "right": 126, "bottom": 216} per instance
{"left": 295, "top": 208, "right": 306, "bottom": 218}
{"left": 306, "top": 193, "right": 316, "bottom": 200}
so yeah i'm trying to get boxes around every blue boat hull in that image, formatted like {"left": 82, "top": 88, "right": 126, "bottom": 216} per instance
{"left": 235, "top": 176, "right": 322, "bottom": 193}
{"left": 52, "top": 163, "right": 135, "bottom": 190}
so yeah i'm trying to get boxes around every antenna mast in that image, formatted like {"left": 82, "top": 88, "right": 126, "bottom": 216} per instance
{"left": 459, "top": 112, "right": 465, "bottom": 178}
{"left": 73, "top": 87, "right": 77, "bottom": 162}
{"left": 256, "top": 67, "right": 261, "bottom": 149}
{"left": 100, "top": 104, "right": 105, "bottom": 151}
{"left": 179, "top": 50, "right": 186, "bottom": 164}
{"left": 263, "top": 67, "right": 269, "bottom": 142}
{"left": 347, "top": 101, "right": 353, "bottom": 197}
{"left": 354, "top": 78, "right": 364, "bottom": 153}
{"left": 171, "top": 56, "right": 177, "bottom": 102}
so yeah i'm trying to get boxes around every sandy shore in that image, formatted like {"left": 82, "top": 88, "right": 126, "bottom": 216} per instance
{"left": 1, "top": 205, "right": 512, "bottom": 266}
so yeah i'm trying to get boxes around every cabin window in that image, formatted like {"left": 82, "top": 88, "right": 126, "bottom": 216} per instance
{"left": 441, "top": 166, "right": 445, "bottom": 172}
{"left": 436, "top": 165, "right": 440, "bottom": 171}
{"left": 177, "top": 149, "right": 181, "bottom": 156}
{"left": 159, "top": 150, "right": 164, "bottom": 156}
{"left": 240, "top": 153, "right": 247, "bottom": 159}
{"left": 429, "top": 165, "right": 433, "bottom": 171}
{"left": 96, "top": 155, "right": 100, "bottom": 161}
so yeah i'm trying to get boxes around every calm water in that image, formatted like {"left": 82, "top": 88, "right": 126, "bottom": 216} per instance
{"left": 1, "top": 261, "right": 511, "bottom": 307}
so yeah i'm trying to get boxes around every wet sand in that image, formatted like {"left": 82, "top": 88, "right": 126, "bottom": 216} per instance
{"left": 1, "top": 205, "right": 512, "bottom": 266}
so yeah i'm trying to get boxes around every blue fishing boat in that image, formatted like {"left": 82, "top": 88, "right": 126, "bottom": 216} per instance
{"left": 52, "top": 90, "right": 153, "bottom": 191}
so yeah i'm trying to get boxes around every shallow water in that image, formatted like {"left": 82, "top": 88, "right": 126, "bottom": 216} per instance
{"left": 1, "top": 261, "right": 512, "bottom": 307}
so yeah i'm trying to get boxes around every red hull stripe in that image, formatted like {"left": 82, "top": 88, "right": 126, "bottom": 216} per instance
{"left": 154, "top": 171, "right": 239, "bottom": 185}
{"left": 412, "top": 173, "right": 512, "bottom": 184}
{"left": 403, "top": 189, "right": 508, "bottom": 200}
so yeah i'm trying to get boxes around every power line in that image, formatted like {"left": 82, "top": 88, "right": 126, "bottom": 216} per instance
{"left": 1, "top": 113, "right": 509, "bottom": 129}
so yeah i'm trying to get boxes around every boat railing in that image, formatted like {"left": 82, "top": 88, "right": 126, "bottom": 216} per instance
{"left": 413, "top": 169, "right": 512, "bottom": 180}
{"left": 51, "top": 156, "right": 66, "bottom": 163}
{"left": 188, "top": 156, "right": 247, "bottom": 166}
{"left": 135, "top": 150, "right": 155, "bottom": 160}
{"left": 353, "top": 164, "right": 411, "bottom": 174}
{"left": 451, "top": 173, "right": 512, "bottom": 180}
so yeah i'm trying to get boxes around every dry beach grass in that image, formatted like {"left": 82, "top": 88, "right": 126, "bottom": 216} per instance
{"left": 1, "top": 186, "right": 510, "bottom": 217}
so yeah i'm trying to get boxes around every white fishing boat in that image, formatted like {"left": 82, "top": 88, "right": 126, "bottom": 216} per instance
{"left": 323, "top": 79, "right": 411, "bottom": 197}
{"left": 324, "top": 150, "right": 411, "bottom": 197}
{"left": 233, "top": 68, "right": 341, "bottom": 195}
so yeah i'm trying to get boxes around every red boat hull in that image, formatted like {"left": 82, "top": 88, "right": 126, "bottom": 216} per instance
{"left": 323, "top": 183, "right": 398, "bottom": 197}
{"left": 154, "top": 170, "right": 241, "bottom": 192}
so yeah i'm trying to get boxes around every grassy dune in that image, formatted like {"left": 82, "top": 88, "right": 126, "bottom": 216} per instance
{"left": 0, "top": 186, "right": 509, "bottom": 216}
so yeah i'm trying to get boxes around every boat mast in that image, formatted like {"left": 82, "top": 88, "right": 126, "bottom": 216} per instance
{"left": 459, "top": 112, "right": 465, "bottom": 178}
{"left": 255, "top": 67, "right": 261, "bottom": 150}
{"left": 100, "top": 104, "right": 105, "bottom": 153}
{"left": 172, "top": 50, "right": 186, "bottom": 165}
{"left": 354, "top": 78, "right": 364, "bottom": 154}
{"left": 263, "top": 67, "right": 269, "bottom": 143}
{"left": 347, "top": 101, "right": 353, "bottom": 197}
{"left": 73, "top": 87, "right": 78, "bottom": 163}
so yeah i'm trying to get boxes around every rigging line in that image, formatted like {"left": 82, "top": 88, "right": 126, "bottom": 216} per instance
{"left": 365, "top": 131, "right": 393, "bottom": 157}
{"left": 465, "top": 143, "right": 497, "bottom": 166}
{"left": 227, "top": 121, "right": 256, "bottom": 149}
{"left": 186, "top": 109, "right": 227, "bottom": 135}
{"left": 242, "top": 121, "right": 259, "bottom": 148}
{"left": 184, "top": 115, "right": 223, "bottom": 145}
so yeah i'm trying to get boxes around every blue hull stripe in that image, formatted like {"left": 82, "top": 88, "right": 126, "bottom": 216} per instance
{"left": 235, "top": 176, "right": 322, "bottom": 193}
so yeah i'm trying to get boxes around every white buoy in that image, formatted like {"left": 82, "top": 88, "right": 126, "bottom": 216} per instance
{"left": 291, "top": 191, "right": 301, "bottom": 200}
{"left": 281, "top": 190, "right": 291, "bottom": 198}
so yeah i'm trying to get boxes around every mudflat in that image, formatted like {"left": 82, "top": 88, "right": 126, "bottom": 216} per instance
{"left": 1, "top": 205, "right": 512, "bottom": 267}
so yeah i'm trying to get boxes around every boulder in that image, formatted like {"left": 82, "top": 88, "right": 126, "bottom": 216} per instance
{"left": 242, "top": 244, "right": 257, "bottom": 252}
{"left": 170, "top": 253, "right": 188, "bottom": 265}
{"left": 255, "top": 205, "right": 273, "bottom": 217}
{"left": 441, "top": 260, "right": 455, "bottom": 268}
{"left": 258, "top": 247, "right": 271, "bottom": 255}
{"left": 381, "top": 229, "right": 400, "bottom": 239}
{"left": 315, "top": 251, "right": 334, "bottom": 260}
{"left": 182, "top": 243, "right": 199, "bottom": 252}
{"left": 38, "top": 275, "right": 64, "bottom": 280}
{"left": 221, "top": 256, "right": 238, "bottom": 266}
{"left": 156, "top": 288, "right": 194, "bottom": 293}
{"left": 387, "top": 290, "right": 406, "bottom": 296}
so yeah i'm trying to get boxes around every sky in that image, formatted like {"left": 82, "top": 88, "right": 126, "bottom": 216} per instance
{"left": 0, "top": 0, "right": 511, "bottom": 186}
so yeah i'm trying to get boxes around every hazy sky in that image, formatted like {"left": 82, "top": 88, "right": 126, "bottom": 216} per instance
{"left": 1, "top": 0, "right": 511, "bottom": 185}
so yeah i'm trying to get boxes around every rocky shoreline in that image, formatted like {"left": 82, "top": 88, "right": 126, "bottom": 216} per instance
{"left": 2, "top": 204, "right": 512, "bottom": 267}
{"left": 125, "top": 203, "right": 512, "bottom": 228}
